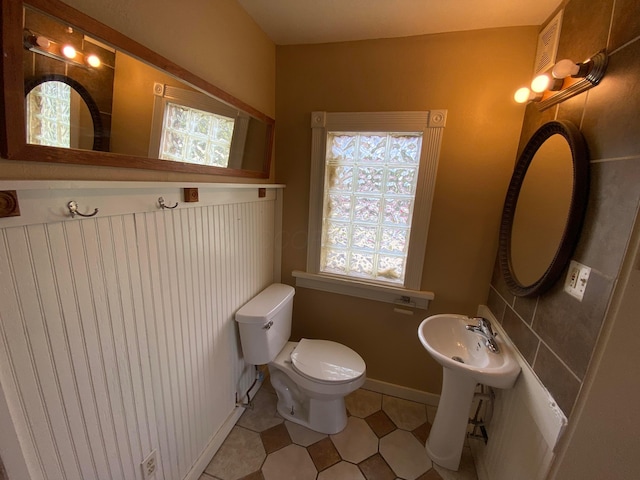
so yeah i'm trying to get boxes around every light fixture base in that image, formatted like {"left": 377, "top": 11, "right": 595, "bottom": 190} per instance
{"left": 537, "top": 50, "right": 608, "bottom": 111}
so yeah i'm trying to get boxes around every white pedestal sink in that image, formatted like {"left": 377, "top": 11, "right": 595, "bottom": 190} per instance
{"left": 418, "top": 314, "right": 521, "bottom": 471}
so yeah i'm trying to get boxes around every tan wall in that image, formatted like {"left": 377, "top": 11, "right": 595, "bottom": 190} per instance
{"left": 110, "top": 52, "right": 190, "bottom": 157}
{"left": 276, "top": 27, "right": 537, "bottom": 393}
{"left": 1, "top": 0, "right": 276, "bottom": 183}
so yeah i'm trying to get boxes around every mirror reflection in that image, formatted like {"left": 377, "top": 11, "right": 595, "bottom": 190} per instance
{"left": 22, "top": 4, "right": 272, "bottom": 174}
{"left": 26, "top": 80, "right": 95, "bottom": 149}
{"left": 498, "top": 120, "right": 589, "bottom": 297}
{"left": 510, "top": 134, "right": 573, "bottom": 285}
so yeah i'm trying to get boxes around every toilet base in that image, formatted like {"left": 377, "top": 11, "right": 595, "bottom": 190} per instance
{"left": 268, "top": 367, "right": 351, "bottom": 434}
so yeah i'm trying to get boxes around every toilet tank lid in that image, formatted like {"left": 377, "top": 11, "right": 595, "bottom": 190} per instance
{"left": 235, "top": 283, "right": 295, "bottom": 323}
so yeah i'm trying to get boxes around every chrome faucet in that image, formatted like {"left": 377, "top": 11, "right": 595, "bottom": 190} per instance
{"left": 466, "top": 317, "right": 500, "bottom": 354}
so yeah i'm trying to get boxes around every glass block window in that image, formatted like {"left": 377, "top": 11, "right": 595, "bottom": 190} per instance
{"left": 321, "top": 132, "right": 423, "bottom": 284}
{"left": 26, "top": 81, "right": 71, "bottom": 148}
{"left": 304, "top": 111, "right": 446, "bottom": 294}
{"left": 159, "top": 102, "right": 235, "bottom": 167}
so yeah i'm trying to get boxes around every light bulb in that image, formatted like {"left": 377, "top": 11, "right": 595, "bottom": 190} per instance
{"left": 514, "top": 87, "right": 532, "bottom": 104}
{"left": 61, "top": 44, "right": 76, "bottom": 59}
{"left": 86, "top": 54, "right": 101, "bottom": 68}
{"left": 531, "top": 74, "right": 551, "bottom": 93}
{"left": 35, "top": 35, "right": 50, "bottom": 49}
{"left": 552, "top": 59, "right": 579, "bottom": 79}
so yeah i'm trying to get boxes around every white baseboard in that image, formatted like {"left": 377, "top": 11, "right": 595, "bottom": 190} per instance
{"left": 184, "top": 406, "right": 246, "bottom": 480}
{"left": 364, "top": 378, "right": 440, "bottom": 406}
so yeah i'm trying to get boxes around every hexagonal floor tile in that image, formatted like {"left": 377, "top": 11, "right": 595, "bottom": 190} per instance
{"left": 382, "top": 395, "right": 427, "bottom": 431}
{"left": 261, "top": 444, "right": 317, "bottom": 480}
{"left": 317, "top": 461, "right": 366, "bottom": 480}
{"left": 205, "top": 426, "right": 265, "bottom": 479}
{"left": 346, "top": 389, "right": 382, "bottom": 418}
{"left": 285, "top": 420, "right": 327, "bottom": 447}
{"left": 380, "top": 429, "right": 432, "bottom": 480}
{"left": 237, "top": 389, "right": 283, "bottom": 432}
{"left": 330, "top": 416, "right": 378, "bottom": 463}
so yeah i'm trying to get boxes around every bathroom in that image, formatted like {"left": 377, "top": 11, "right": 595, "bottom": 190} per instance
{"left": 1, "top": 0, "right": 639, "bottom": 479}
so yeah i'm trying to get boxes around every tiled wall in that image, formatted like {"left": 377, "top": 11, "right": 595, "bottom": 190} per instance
{"left": 487, "top": 0, "right": 640, "bottom": 417}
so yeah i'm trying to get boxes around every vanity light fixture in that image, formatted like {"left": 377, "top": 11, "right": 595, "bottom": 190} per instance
{"left": 513, "top": 50, "right": 608, "bottom": 111}
{"left": 24, "top": 30, "right": 102, "bottom": 69}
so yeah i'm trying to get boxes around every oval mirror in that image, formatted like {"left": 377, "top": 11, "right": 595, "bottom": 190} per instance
{"left": 25, "top": 75, "right": 104, "bottom": 151}
{"left": 498, "top": 120, "right": 589, "bottom": 297}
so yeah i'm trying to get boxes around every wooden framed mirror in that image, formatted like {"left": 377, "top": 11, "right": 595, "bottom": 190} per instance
{"left": 498, "top": 120, "right": 589, "bottom": 297}
{"left": 0, "top": 0, "right": 274, "bottom": 178}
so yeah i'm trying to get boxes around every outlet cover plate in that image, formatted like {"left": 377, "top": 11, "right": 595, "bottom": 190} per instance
{"left": 564, "top": 260, "right": 591, "bottom": 301}
{"left": 141, "top": 449, "right": 157, "bottom": 480}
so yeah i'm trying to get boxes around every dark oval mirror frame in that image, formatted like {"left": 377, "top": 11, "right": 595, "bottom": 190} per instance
{"left": 25, "top": 74, "right": 106, "bottom": 152}
{"left": 498, "top": 120, "right": 589, "bottom": 297}
{"left": 0, "top": 0, "right": 274, "bottom": 178}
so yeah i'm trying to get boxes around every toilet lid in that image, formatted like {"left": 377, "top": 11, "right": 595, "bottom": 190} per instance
{"left": 291, "top": 339, "right": 366, "bottom": 383}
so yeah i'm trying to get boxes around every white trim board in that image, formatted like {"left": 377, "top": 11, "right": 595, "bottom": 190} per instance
{"left": 0, "top": 181, "right": 284, "bottom": 228}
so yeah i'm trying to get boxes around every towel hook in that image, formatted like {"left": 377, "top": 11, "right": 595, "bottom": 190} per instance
{"left": 158, "top": 197, "right": 178, "bottom": 209}
{"left": 67, "top": 200, "right": 98, "bottom": 218}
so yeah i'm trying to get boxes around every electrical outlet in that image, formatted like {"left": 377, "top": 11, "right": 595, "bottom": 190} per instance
{"left": 564, "top": 260, "right": 591, "bottom": 301}
{"left": 140, "top": 450, "right": 157, "bottom": 480}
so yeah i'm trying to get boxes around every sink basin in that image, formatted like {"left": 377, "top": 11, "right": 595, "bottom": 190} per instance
{"left": 417, "top": 314, "right": 521, "bottom": 471}
{"left": 418, "top": 313, "right": 520, "bottom": 389}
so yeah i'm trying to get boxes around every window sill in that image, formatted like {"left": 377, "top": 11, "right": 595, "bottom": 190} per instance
{"left": 291, "top": 270, "right": 434, "bottom": 310}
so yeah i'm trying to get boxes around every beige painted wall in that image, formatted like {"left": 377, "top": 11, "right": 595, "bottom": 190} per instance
{"left": 110, "top": 51, "right": 191, "bottom": 157}
{"left": 1, "top": 0, "right": 275, "bottom": 183}
{"left": 276, "top": 27, "right": 537, "bottom": 393}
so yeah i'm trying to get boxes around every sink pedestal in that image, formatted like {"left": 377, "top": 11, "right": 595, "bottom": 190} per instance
{"left": 426, "top": 367, "right": 478, "bottom": 471}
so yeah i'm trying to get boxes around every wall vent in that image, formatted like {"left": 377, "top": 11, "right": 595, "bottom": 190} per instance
{"left": 534, "top": 10, "right": 563, "bottom": 74}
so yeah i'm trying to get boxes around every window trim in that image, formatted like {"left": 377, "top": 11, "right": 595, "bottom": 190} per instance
{"left": 148, "top": 84, "right": 250, "bottom": 168}
{"left": 300, "top": 110, "right": 447, "bottom": 308}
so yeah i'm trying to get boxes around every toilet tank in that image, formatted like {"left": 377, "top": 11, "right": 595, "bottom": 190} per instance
{"left": 235, "top": 283, "right": 295, "bottom": 365}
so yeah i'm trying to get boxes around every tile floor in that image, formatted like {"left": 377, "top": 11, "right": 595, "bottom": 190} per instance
{"left": 200, "top": 383, "right": 478, "bottom": 480}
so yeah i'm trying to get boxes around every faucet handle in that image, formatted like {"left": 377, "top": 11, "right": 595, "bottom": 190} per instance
{"left": 471, "top": 316, "right": 496, "bottom": 336}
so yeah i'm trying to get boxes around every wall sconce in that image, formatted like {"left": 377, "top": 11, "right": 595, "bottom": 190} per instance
{"left": 24, "top": 30, "right": 101, "bottom": 69}
{"left": 514, "top": 50, "right": 608, "bottom": 111}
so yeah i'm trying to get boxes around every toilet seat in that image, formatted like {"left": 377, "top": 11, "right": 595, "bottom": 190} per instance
{"left": 290, "top": 339, "right": 366, "bottom": 385}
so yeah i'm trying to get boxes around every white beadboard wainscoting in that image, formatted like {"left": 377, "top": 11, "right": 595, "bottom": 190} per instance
{"left": 0, "top": 181, "right": 283, "bottom": 480}
{"left": 471, "top": 306, "right": 568, "bottom": 480}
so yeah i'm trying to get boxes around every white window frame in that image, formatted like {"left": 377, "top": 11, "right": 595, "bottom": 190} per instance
{"left": 292, "top": 110, "right": 447, "bottom": 309}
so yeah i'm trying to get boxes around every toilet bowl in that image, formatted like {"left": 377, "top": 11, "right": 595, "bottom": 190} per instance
{"left": 235, "top": 284, "right": 366, "bottom": 434}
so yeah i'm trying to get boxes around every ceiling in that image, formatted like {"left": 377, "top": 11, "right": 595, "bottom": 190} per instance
{"left": 237, "top": 0, "right": 563, "bottom": 45}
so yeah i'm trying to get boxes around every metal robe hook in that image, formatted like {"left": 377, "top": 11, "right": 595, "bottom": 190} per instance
{"left": 67, "top": 200, "right": 98, "bottom": 218}
{"left": 158, "top": 197, "right": 178, "bottom": 209}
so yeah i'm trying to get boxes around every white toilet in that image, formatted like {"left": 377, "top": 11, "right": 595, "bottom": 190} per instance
{"left": 235, "top": 283, "right": 366, "bottom": 434}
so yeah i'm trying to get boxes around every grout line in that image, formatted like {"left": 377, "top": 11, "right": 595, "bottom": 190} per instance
{"left": 591, "top": 154, "right": 640, "bottom": 163}
{"left": 492, "top": 294, "right": 584, "bottom": 384}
